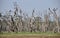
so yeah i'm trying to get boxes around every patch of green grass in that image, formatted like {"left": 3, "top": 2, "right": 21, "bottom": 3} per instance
{"left": 0, "top": 32, "right": 60, "bottom": 36}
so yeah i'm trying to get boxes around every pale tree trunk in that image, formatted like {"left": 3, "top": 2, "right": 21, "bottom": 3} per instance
{"left": 53, "top": 12, "right": 59, "bottom": 32}
{"left": 44, "top": 13, "right": 50, "bottom": 32}
{"left": 48, "top": 8, "right": 59, "bottom": 33}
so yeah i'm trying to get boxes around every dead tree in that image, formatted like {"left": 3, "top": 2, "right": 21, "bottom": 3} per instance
{"left": 29, "top": 9, "right": 35, "bottom": 32}
{"left": 43, "top": 13, "right": 50, "bottom": 32}
{"left": 12, "top": 2, "right": 19, "bottom": 32}
{"left": 48, "top": 8, "right": 59, "bottom": 33}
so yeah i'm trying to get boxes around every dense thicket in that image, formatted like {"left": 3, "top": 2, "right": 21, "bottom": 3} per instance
{"left": 0, "top": 3, "right": 60, "bottom": 33}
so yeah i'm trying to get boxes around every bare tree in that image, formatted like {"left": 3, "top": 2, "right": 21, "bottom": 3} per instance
{"left": 48, "top": 8, "right": 59, "bottom": 33}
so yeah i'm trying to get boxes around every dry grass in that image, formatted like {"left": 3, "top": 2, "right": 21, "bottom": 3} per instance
{"left": 0, "top": 32, "right": 60, "bottom": 38}
{"left": 0, "top": 35, "right": 60, "bottom": 38}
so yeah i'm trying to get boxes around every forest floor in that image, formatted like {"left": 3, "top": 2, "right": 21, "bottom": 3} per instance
{"left": 0, "top": 32, "right": 60, "bottom": 38}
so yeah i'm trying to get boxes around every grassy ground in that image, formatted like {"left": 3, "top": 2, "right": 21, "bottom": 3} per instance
{"left": 0, "top": 32, "right": 60, "bottom": 38}
{"left": 0, "top": 32, "right": 60, "bottom": 36}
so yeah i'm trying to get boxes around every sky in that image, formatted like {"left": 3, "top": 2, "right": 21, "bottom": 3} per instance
{"left": 0, "top": 0, "right": 60, "bottom": 17}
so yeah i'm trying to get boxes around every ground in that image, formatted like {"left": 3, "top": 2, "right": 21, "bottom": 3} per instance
{"left": 0, "top": 32, "right": 60, "bottom": 38}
